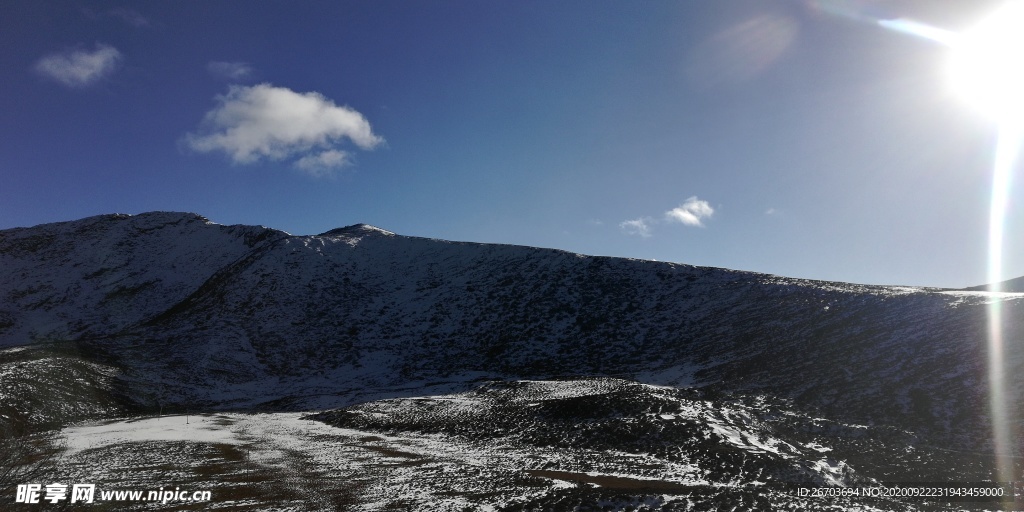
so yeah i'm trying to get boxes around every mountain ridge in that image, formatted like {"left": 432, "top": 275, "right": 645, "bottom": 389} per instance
{"left": 6, "top": 210, "right": 1021, "bottom": 291}
{"left": 2, "top": 211, "right": 1020, "bottom": 420}
{"left": 4, "top": 211, "right": 1024, "bottom": 509}
{"left": 965, "top": 275, "right": 1024, "bottom": 293}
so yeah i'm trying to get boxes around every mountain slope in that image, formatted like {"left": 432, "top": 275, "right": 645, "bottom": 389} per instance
{"left": 965, "top": 275, "right": 1024, "bottom": 293}
{"left": 2, "top": 213, "right": 1021, "bottom": 420}
{"left": 3, "top": 212, "right": 1024, "bottom": 509}
{"left": 0, "top": 212, "right": 285, "bottom": 344}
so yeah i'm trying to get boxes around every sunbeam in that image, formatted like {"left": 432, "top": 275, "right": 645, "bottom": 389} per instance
{"left": 812, "top": 0, "right": 1024, "bottom": 487}
{"left": 988, "top": 120, "right": 1021, "bottom": 484}
{"left": 957, "top": 2, "right": 1024, "bottom": 487}
{"left": 876, "top": 18, "right": 957, "bottom": 46}
{"left": 948, "top": 2, "right": 1024, "bottom": 122}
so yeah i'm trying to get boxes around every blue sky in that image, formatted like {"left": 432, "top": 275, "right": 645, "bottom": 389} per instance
{"left": 2, "top": 0, "right": 1021, "bottom": 288}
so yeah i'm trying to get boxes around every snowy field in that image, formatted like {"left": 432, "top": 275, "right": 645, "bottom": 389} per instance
{"left": 43, "top": 379, "right": 955, "bottom": 512}
{"left": 54, "top": 411, "right": 704, "bottom": 511}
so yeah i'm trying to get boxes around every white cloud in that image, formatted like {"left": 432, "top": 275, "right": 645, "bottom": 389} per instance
{"left": 108, "top": 8, "right": 149, "bottom": 27}
{"left": 620, "top": 217, "right": 653, "bottom": 238}
{"left": 81, "top": 7, "right": 149, "bottom": 27}
{"left": 184, "top": 83, "right": 383, "bottom": 167}
{"left": 34, "top": 43, "right": 122, "bottom": 87}
{"left": 665, "top": 196, "right": 714, "bottom": 227}
{"left": 294, "top": 149, "right": 351, "bottom": 176}
{"left": 620, "top": 195, "right": 716, "bottom": 238}
{"left": 207, "top": 61, "right": 253, "bottom": 81}
{"left": 765, "top": 207, "right": 777, "bottom": 215}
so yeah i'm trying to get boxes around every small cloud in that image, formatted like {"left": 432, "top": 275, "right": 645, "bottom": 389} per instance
{"left": 588, "top": 219, "right": 604, "bottom": 226}
{"left": 295, "top": 149, "right": 351, "bottom": 176}
{"left": 108, "top": 8, "right": 149, "bottom": 27}
{"left": 81, "top": 7, "right": 149, "bottom": 27}
{"left": 665, "top": 196, "right": 714, "bottom": 227}
{"left": 765, "top": 207, "right": 777, "bottom": 215}
{"left": 620, "top": 217, "right": 653, "bottom": 238}
{"left": 34, "top": 43, "right": 122, "bottom": 87}
{"left": 622, "top": 195, "right": 714, "bottom": 237}
{"left": 184, "top": 83, "right": 383, "bottom": 170}
{"left": 207, "top": 61, "right": 253, "bottom": 81}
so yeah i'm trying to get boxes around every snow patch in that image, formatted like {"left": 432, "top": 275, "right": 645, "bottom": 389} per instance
{"left": 62, "top": 414, "right": 241, "bottom": 454}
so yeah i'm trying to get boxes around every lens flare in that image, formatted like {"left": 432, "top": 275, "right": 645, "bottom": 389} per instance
{"left": 808, "top": 0, "right": 1024, "bottom": 486}
{"left": 954, "top": 1, "right": 1024, "bottom": 486}
{"left": 873, "top": 4, "right": 1024, "bottom": 486}
{"left": 948, "top": 2, "right": 1024, "bottom": 122}
{"left": 988, "top": 119, "right": 1021, "bottom": 484}
{"left": 876, "top": 18, "right": 957, "bottom": 46}
{"left": 686, "top": 14, "right": 797, "bottom": 89}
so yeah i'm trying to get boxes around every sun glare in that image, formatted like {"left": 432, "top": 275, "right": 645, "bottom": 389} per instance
{"left": 949, "top": 2, "right": 1024, "bottom": 122}
{"left": 949, "top": 1, "right": 1024, "bottom": 487}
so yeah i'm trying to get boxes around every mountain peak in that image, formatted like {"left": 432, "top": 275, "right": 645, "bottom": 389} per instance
{"left": 318, "top": 223, "right": 396, "bottom": 237}
{"left": 963, "top": 275, "right": 1024, "bottom": 293}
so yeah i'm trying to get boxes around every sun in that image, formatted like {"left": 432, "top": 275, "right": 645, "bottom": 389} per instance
{"left": 948, "top": 2, "right": 1024, "bottom": 123}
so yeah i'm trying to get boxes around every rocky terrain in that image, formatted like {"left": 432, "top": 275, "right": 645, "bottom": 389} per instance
{"left": 2, "top": 211, "right": 1024, "bottom": 510}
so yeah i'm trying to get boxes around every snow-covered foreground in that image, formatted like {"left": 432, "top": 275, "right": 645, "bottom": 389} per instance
{"left": 62, "top": 415, "right": 242, "bottom": 455}
{"left": 55, "top": 411, "right": 707, "bottom": 511}
{"left": 47, "top": 378, "right": 954, "bottom": 511}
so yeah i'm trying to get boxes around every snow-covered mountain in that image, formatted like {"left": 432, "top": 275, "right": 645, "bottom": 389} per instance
{"left": 965, "top": 275, "right": 1024, "bottom": 293}
{"left": 3, "top": 211, "right": 1024, "bottom": 510}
